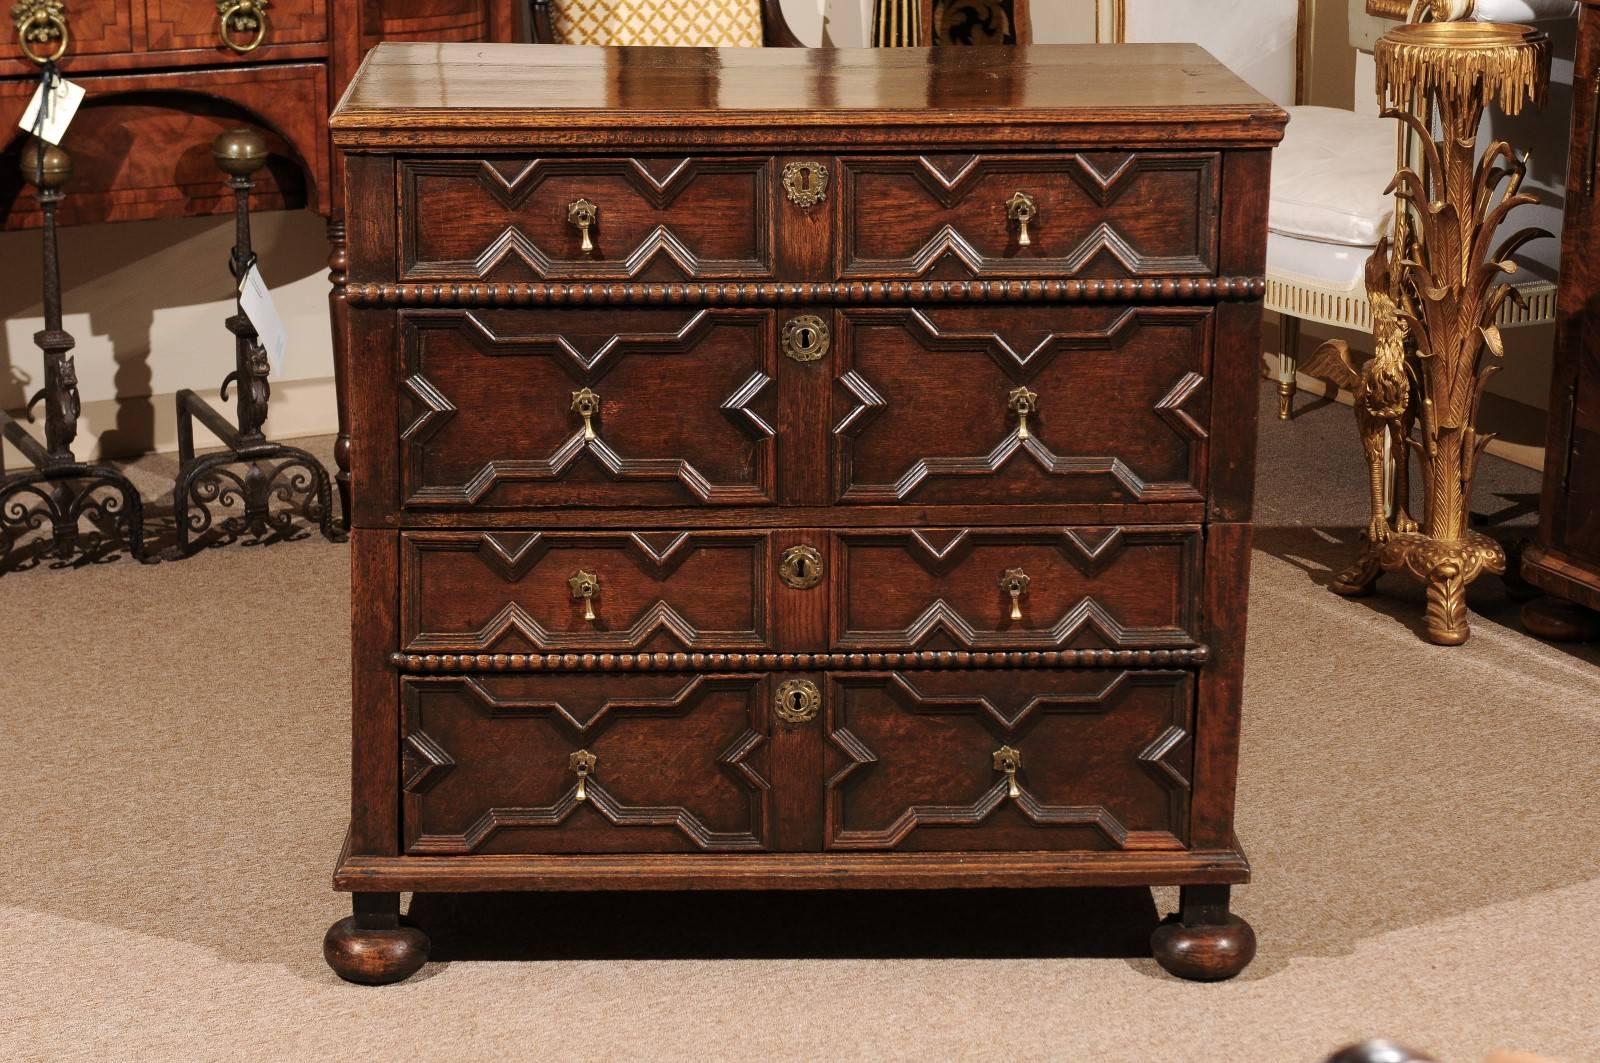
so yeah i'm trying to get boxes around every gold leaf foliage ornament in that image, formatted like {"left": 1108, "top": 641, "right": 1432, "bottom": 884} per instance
{"left": 1315, "top": 20, "right": 1551, "bottom": 646}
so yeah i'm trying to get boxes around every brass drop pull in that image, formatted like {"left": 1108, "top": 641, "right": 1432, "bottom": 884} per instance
{"left": 571, "top": 387, "right": 600, "bottom": 441}
{"left": 217, "top": 0, "right": 270, "bottom": 54}
{"left": 993, "top": 746, "right": 1022, "bottom": 800}
{"left": 1000, "top": 567, "right": 1031, "bottom": 622}
{"left": 1008, "top": 385, "right": 1038, "bottom": 440}
{"left": 569, "top": 569, "right": 600, "bottom": 622}
{"left": 14, "top": 0, "right": 70, "bottom": 64}
{"left": 1006, "top": 191, "right": 1038, "bottom": 247}
{"left": 569, "top": 749, "right": 597, "bottom": 802}
{"left": 568, "top": 198, "right": 598, "bottom": 253}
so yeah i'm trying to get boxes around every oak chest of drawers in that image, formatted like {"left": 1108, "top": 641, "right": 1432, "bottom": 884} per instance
{"left": 325, "top": 41, "right": 1287, "bottom": 985}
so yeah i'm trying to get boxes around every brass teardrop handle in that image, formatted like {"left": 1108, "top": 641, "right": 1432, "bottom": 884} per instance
{"left": 571, "top": 387, "right": 600, "bottom": 440}
{"left": 569, "top": 749, "right": 597, "bottom": 802}
{"left": 1000, "top": 567, "right": 1030, "bottom": 622}
{"left": 568, "top": 197, "right": 598, "bottom": 253}
{"left": 569, "top": 569, "right": 599, "bottom": 622}
{"left": 993, "top": 745, "right": 1022, "bottom": 800}
{"left": 1006, "top": 191, "right": 1038, "bottom": 247}
{"left": 1008, "top": 385, "right": 1038, "bottom": 440}
{"left": 13, "top": 0, "right": 70, "bottom": 64}
{"left": 217, "top": 0, "right": 270, "bottom": 54}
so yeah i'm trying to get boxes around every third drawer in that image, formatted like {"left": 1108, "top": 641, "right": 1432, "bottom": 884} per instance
{"left": 397, "top": 525, "right": 1203, "bottom": 656}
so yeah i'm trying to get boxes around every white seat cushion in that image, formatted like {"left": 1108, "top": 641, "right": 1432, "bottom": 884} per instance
{"left": 1269, "top": 106, "right": 1396, "bottom": 248}
{"left": 1472, "top": 0, "right": 1578, "bottom": 21}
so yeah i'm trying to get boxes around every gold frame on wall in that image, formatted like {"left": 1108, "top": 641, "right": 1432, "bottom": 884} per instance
{"left": 1095, "top": 0, "right": 1127, "bottom": 42}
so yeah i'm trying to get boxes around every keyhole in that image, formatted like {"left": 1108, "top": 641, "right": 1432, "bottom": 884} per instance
{"left": 797, "top": 327, "right": 815, "bottom": 349}
{"left": 799, "top": 167, "right": 814, "bottom": 191}
{"left": 791, "top": 691, "right": 807, "bottom": 711}
{"left": 794, "top": 557, "right": 809, "bottom": 579}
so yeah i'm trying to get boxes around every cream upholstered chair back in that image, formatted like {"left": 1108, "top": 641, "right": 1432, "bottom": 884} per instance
{"left": 544, "top": 0, "right": 770, "bottom": 47}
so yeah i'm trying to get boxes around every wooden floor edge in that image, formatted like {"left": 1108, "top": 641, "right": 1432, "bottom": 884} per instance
{"left": 333, "top": 847, "right": 1252, "bottom": 892}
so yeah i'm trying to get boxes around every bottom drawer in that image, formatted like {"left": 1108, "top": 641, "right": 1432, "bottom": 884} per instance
{"left": 399, "top": 667, "right": 1195, "bottom": 856}
{"left": 824, "top": 670, "right": 1194, "bottom": 852}
{"left": 402, "top": 672, "right": 776, "bottom": 855}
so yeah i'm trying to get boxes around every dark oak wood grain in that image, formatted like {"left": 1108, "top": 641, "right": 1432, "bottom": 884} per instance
{"left": 1525, "top": 0, "right": 1600, "bottom": 630}
{"left": 330, "top": 42, "right": 1284, "bottom": 984}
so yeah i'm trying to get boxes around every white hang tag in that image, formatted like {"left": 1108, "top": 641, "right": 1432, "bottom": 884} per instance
{"left": 239, "top": 264, "right": 289, "bottom": 377}
{"left": 18, "top": 75, "right": 85, "bottom": 146}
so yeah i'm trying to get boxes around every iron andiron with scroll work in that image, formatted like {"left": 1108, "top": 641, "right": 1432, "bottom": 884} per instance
{"left": 165, "top": 128, "right": 342, "bottom": 559}
{"left": 0, "top": 139, "right": 146, "bottom": 570}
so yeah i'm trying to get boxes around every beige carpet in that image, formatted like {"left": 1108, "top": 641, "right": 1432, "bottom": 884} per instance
{"left": 1, "top": 384, "right": 1597, "bottom": 1062}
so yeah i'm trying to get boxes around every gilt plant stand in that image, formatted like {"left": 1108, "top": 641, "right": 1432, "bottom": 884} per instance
{"left": 0, "top": 138, "right": 145, "bottom": 569}
{"left": 1328, "top": 20, "right": 1552, "bottom": 645}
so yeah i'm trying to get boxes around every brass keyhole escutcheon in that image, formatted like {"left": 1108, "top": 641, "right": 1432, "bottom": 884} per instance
{"left": 779, "top": 545, "right": 824, "bottom": 590}
{"left": 1006, "top": 191, "right": 1038, "bottom": 247}
{"left": 569, "top": 569, "right": 600, "bottom": 622}
{"left": 782, "top": 315, "right": 830, "bottom": 363}
{"left": 568, "top": 197, "right": 598, "bottom": 253}
{"left": 569, "top": 749, "right": 597, "bottom": 802}
{"left": 1000, "top": 566, "right": 1031, "bottom": 622}
{"left": 1008, "top": 385, "right": 1039, "bottom": 440}
{"left": 775, "top": 678, "right": 822, "bottom": 725}
{"left": 782, "top": 161, "right": 830, "bottom": 208}
{"left": 993, "top": 745, "right": 1022, "bottom": 800}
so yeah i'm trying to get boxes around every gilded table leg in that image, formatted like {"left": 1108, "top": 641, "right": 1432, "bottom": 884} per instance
{"left": 1277, "top": 315, "right": 1301, "bottom": 421}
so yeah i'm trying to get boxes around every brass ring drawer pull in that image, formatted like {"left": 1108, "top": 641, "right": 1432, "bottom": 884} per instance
{"left": 567, "top": 197, "right": 598, "bottom": 253}
{"left": 13, "top": 1, "right": 69, "bottom": 64}
{"left": 569, "top": 749, "right": 597, "bottom": 802}
{"left": 1006, "top": 191, "right": 1038, "bottom": 247}
{"left": 571, "top": 387, "right": 600, "bottom": 440}
{"left": 993, "top": 745, "right": 1022, "bottom": 800}
{"left": 568, "top": 569, "right": 600, "bottom": 622}
{"left": 1000, "top": 566, "right": 1030, "bottom": 622}
{"left": 1008, "top": 385, "right": 1038, "bottom": 440}
{"left": 217, "top": 0, "right": 270, "bottom": 54}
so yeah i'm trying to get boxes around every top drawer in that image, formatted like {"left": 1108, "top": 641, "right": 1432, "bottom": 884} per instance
{"left": 836, "top": 153, "right": 1221, "bottom": 280}
{"left": 399, "top": 157, "right": 776, "bottom": 282}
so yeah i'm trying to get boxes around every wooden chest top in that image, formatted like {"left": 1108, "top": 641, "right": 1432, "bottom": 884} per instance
{"left": 332, "top": 42, "right": 1286, "bottom": 148}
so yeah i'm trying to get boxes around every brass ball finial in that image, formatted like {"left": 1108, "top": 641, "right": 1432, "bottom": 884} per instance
{"left": 212, "top": 127, "right": 269, "bottom": 176}
{"left": 18, "top": 138, "right": 72, "bottom": 191}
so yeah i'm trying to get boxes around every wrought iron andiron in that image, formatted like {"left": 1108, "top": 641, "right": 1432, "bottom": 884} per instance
{"left": 0, "top": 139, "right": 147, "bottom": 567}
{"left": 167, "top": 128, "right": 342, "bottom": 557}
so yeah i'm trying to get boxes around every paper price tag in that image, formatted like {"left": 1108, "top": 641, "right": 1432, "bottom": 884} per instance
{"left": 18, "top": 75, "right": 85, "bottom": 146}
{"left": 239, "top": 264, "right": 289, "bottom": 377}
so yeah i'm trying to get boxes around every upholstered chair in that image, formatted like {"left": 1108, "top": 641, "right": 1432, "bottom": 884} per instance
{"left": 529, "top": 0, "right": 804, "bottom": 47}
{"left": 1269, "top": 0, "right": 1574, "bottom": 420}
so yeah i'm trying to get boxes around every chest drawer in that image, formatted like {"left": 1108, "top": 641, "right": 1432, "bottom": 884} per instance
{"left": 143, "top": 0, "right": 327, "bottom": 53}
{"left": 400, "top": 530, "right": 772, "bottom": 654}
{"left": 402, "top": 672, "right": 775, "bottom": 854}
{"left": 399, "top": 157, "right": 775, "bottom": 282}
{"left": 832, "top": 305, "right": 1212, "bottom": 506}
{"left": 825, "top": 669, "right": 1193, "bottom": 852}
{"left": 837, "top": 153, "right": 1220, "bottom": 280}
{"left": 833, "top": 526, "right": 1203, "bottom": 652}
{"left": 397, "top": 308, "right": 777, "bottom": 510}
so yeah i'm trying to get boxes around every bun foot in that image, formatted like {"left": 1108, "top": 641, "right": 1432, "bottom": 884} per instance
{"left": 1522, "top": 596, "right": 1600, "bottom": 643}
{"left": 324, "top": 915, "right": 430, "bottom": 985}
{"left": 1151, "top": 914, "right": 1256, "bottom": 982}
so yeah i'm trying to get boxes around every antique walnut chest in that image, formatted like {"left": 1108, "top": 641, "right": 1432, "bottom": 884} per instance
{"left": 325, "top": 41, "right": 1287, "bottom": 984}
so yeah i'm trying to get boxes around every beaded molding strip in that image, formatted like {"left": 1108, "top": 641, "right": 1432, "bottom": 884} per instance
{"left": 346, "top": 277, "right": 1267, "bottom": 308}
{"left": 389, "top": 647, "right": 1212, "bottom": 673}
